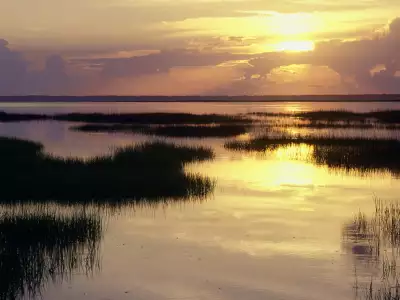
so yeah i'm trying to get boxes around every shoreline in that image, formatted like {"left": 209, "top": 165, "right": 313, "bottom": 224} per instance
{"left": 1, "top": 95, "right": 400, "bottom": 103}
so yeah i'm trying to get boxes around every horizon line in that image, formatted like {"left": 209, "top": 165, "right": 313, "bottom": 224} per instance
{"left": 1, "top": 94, "right": 400, "bottom": 103}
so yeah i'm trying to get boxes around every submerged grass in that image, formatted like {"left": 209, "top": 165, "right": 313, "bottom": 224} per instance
{"left": 226, "top": 134, "right": 400, "bottom": 174}
{"left": 72, "top": 123, "right": 251, "bottom": 138}
{"left": 345, "top": 199, "right": 400, "bottom": 300}
{"left": 0, "top": 137, "right": 215, "bottom": 203}
{"left": 0, "top": 211, "right": 102, "bottom": 300}
{"left": 0, "top": 111, "right": 252, "bottom": 125}
{"left": 344, "top": 199, "right": 400, "bottom": 260}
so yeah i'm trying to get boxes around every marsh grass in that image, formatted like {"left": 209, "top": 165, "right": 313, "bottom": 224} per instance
{"left": 0, "top": 111, "right": 252, "bottom": 125}
{"left": 72, "top": 123, "right": 251, "bottom": 138}
{"left": 0, "top": 137, "right": 215, "bottom": 203}
{"left": 0, "top": 111, "right": 49, "bottom": 122}
{"left": 249, "top": 110, "right": 400, "bottom": 125}
{"left": 0, "top": 211, "right": 102, "bottom": 300}
{"left": 297, "top": 110, "right": 400, "bottom": 124}
{"left": 225, "top": 134, "right": 400, "bottom": 174}
{"left": 268, "top": 121, "right": 400, "bottom": 130}
{"left": 297, "top": 110, "right": 370, "bottom": 122}
{"left": 71, "top": 123, "right": 148, "bottom": 133}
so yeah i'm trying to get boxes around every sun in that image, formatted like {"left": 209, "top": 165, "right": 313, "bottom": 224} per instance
{"left": 255, "top": 12, "right": 319, "bottom": 53}
{"left": 274, "top": 40, "right": 315, "bottom": 52}
{"left": 268, "top": 13, "right": 321, "bottom": 36}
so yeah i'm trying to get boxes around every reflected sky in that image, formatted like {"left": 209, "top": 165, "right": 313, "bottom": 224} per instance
{"left": 2, "top": 101, "right": 400, "bottom": 115}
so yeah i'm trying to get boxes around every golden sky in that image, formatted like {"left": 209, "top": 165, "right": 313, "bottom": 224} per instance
{"left": 0, "top": 0, "right": 399, "bottom": 95}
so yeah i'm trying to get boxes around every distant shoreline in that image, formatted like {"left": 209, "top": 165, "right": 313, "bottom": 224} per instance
{"left": 1, "top": 95, "right": 400, "bottom": 103}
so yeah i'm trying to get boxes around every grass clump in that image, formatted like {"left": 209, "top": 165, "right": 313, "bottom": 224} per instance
{"left": 0, "top": 111, "right": 49, "bottom": 122}
{"left": 71, "top": 123, "right": 148, "bottom": 133}
{"left": 147, "top": 124, "right": 250, "bottom": 138}
{"left": 297, "top": 110, "right": 368, "bottom": 122}
{"left": 297, "top": 110, "right": 400, "bottom": 124}
{"left": 54, "top": 112, "right": 252, "bottom": 125}
{"left": 0, "top": 137, "right": 215, "bottom": 203}
{"left": 0, "top": 111, "right": 251, "bottom": 125}
{"left": 0, "top": 211, "right": 102, "bottom": 300}
{"left": 273, "top": 121, "right": 400, "bottom": 130}
{"left": 73, "top": 123, "right": 250, "bottom": 138}
{"left": 226, "top": 135, "right": 400, "bottom": 174}
{"left": 249, "top": 110, "right": 400, "bottom": 125}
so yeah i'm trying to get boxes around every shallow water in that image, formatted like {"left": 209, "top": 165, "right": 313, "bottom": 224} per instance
{"left": 2, "top": 101, "right": 400, "bottom": 114}
{"left": 1, "top": 102, "right": 400, "bottom": 300}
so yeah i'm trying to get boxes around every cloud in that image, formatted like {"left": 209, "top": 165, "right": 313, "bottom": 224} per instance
{"left": 99, "top": 49, "right": 247, "bottom": 78}
{"left": 94, "top": 65, "right": 242, "bottom": 96}
{"left": 0, "top": 17, "right": 399, "bottom": 95}
{"left": 220, "top": 17, "right": 400, "bottom": 94}
{"left": 0, "top": 41, "right": 71, "bottom": 95}
{"left": 316, "top": 17, "right": 400, "bottom": 92}
{"left": 0, "top": 39, "right": 29, "bottom": 94}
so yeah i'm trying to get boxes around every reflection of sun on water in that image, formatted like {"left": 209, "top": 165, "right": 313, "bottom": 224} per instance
{"left": 236, "top": 133, "right": 251, "bottom": 141}
{"left": 274, "top": 144, "right": 314, "bottom": 162}
{"left": 267, "top": 145, "right": 316, "bottom": 186}
{"left": 283, "top": 103, "right": 305, "bottom": 113}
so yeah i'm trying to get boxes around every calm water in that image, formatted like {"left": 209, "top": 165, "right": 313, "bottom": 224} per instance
{"left": 2, "top": 101, "right": 400, "bottom": 114}
{"left": 1, "top": 102, "right": 400, "bottom": 300}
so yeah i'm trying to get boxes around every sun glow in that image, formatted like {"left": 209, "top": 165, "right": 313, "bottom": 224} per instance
{"left": 269, "top": 13, "right": 319, "bottom": 36}
{"left": 274, "top": 40, "right": 315, "bottom": 52}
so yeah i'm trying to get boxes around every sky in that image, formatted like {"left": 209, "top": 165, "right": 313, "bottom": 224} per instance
{"left": 0, "top": 0, "right": 399, "bottom": 95}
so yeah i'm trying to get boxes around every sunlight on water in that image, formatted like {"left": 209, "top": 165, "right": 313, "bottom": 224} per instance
{"left": 274, "top": 144, "right": 314, "bottom": 161}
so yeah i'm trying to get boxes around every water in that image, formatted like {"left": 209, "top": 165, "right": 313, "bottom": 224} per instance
{"left": 2, "top": 101, "right": 400, "bottom": 114}
{"left": 1, "top": 102, "right": 400, "bottom": 300}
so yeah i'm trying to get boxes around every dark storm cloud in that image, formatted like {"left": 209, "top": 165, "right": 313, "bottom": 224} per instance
{"left": 0, "top": 41, "right": 70, "bottom": 95}
{"left": 0, "top": 39, "right": 29, "bottom": 94}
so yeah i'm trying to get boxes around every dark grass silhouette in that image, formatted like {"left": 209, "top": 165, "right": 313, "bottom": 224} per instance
{"left": 265, "top": 121, "right": 400, "bottom": 130}
{"left": 0, "top": 111, "right": 48, "bottom": 122}
{"left": 55, "top": 112, "right": 252, "bottom": 124}
{"left": 226, "top": 135, "right": 400, "bottom": 174}
{"left": 72, "top": 123, "right": 251, "bottom": 138}
{"left": 249, "top": 110, "right": 400, "bottom": 124}
{"left": 71, "top": 123, "right": 147, "bottom": 133}
{"left": 0, "top": 211, "right": 102, "bottom": 300}
{"left": 0, "top": 111, "right": 252, "bottom": 125}
{"left": 1, "top": 110, "right": 399, "bottom": 126}
{"left": 297, "top": 110, "right": 400, "bottom": 124}
{"left": 0, "top": 137, "right": 215, "bottom": 203}
{"left": 296, "top": 110, "right": 370, "bottom": 122}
